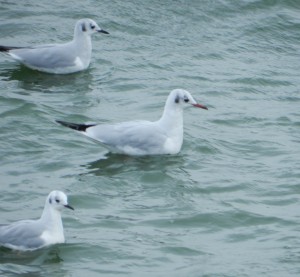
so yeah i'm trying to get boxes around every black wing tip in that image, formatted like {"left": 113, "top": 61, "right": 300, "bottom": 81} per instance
{"left": 0, "top": 45, "right": 23, "bottom": 52}
{"left": 0, "top": 46, "right": 10, "bottom": 52}
{"left": 56, "top": 120, "right": 95, "bottom": 132}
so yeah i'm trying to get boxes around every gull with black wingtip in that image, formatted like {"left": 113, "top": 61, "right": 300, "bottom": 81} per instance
{"left": 56, "top": 89, "right": 208, "bottom": 156}
{"left": 0, "top": 18, "right": 109, "bottom": 74}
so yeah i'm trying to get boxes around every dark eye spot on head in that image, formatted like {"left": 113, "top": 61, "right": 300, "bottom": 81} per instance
{"left": 184, "top": 97, "right": 189, "bottom": 103}
{"left": 90, "top": 24, "right": 95, "bottom": 30}
{"left": 55, "top": 198, "right": 60, "bottom": 203}
{"left": 175, "top": 96, "right": 180, "bottom": 103}
{"left": 81, "top": 23, "right": 86, "bottom": 32}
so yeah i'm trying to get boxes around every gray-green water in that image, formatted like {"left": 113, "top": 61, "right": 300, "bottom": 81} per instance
{"left": 1, "top": 0, "right": 300, "bottom": 276}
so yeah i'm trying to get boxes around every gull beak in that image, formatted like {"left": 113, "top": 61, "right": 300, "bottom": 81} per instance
{"left": 98, "top": 29, "right": 109, "bottom": 34}
{"left": 64, "top": 204, "right": 74, "bottom": 211}
{"left": 192, "top": 103, "right": 208, "bottom": 110}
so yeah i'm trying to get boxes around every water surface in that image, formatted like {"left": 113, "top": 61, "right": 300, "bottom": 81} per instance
{"left": 0, "top": 0, "right": 300, "bottom": 276}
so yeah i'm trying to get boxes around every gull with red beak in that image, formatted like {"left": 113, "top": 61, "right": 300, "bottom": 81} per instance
{"left": 56, "top": 89, "right": 208, "bottom": 156}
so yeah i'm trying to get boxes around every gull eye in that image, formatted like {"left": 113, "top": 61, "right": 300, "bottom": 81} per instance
{"left": 90, "top": 24, "right": 95, "bottom": 29}
{"left": 184, "top": 97, "right": 189, "bottom": 103}
{"left": 55, "top": 198, "right": 60, "bottom": 203}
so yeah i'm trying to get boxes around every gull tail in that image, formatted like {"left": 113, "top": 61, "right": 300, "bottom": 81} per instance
{"left": 0, "top": 45, "right": 24, "bottom": 52}
{"left": 56, "top": 120, "right": 96, "bottom": 132}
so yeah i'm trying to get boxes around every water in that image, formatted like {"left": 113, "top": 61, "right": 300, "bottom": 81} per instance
{"left": 0, "top": 0, "right": 300, "bottom": 276}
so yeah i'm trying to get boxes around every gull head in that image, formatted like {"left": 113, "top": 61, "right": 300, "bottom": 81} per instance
{"left": 168, "top": 89, "right": 208, "bottom": 110}
{"left": 46, "top": 191, "right": 74, "bottom": 212}
{"left": 76, "top": 18, "right": 109, "bottom": 36}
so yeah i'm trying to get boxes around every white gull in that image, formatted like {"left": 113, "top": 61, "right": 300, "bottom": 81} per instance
{"left": 0, "top": 18, "right": 109, "bottom": 74}
{"left": 0, "top": 191, "right": 74, "bottom": 251}
{"left": 56, "top": 89, "right": 208, "bottom": 156}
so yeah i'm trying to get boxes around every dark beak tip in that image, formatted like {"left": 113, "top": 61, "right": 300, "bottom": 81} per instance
{"left": 98, "top": 30, "right": 109, "bottom": 34}
{"left": 65, "top": 204, "right": 74, "bottom": 211}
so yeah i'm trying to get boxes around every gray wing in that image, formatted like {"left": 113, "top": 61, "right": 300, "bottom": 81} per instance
{"left": 9, "top": 43, "right": 76, "bottom": 69}
{"left": 86, "top": 121, "right": 168, "bottom": 154}
{"left": 0, "top": 220, "right": 45, "bottom": 250}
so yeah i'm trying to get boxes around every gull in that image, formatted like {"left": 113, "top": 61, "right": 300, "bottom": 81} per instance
{"left": 56, "top": 89, "right": 208, "bottom": 156}
{"left": 0, "top": 191, "right": 74, "bottom": 251}
{"left": 0, "top": 18, "right": 109, "bottom": 74}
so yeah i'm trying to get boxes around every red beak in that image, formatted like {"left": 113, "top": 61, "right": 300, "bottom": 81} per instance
{"left": 192, "top": 103, "right": 208, "bottom": 110}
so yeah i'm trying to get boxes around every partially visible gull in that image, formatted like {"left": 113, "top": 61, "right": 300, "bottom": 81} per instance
{"left": 0, "top": 191, "right": 74, "bottom": 251}
{"left": 0, "top": 18, "right": 109, "bottom": 74}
